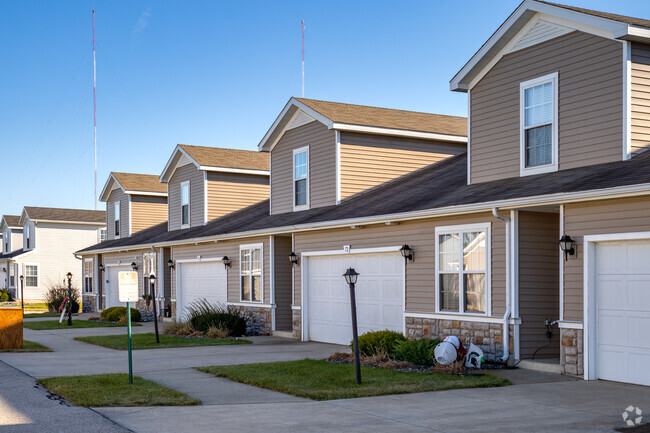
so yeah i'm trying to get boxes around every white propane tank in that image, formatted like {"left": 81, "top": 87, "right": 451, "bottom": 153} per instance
{"left": 434, "top": 336, "right": 461, "bottom": 365}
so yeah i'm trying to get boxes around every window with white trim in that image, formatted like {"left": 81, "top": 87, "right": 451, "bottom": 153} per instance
{"left": 25, "top": 265, "right": 38, "bottom": 288}
{"left": 100, "top": 228, "right": 107, "bottom": 242}
{"left": 25, "top": 225, "right": 31, "bottom": 249}
{"left": 436, "top": 225, "right": 489, "bottom": 314}
{"left": 293, "top": 147, "right": 309, "bottom": 209}
{"left": 142, "top": 252, "right": 156, "bottom": 296}
{"left": 114, "top": 201, "right": 121, "bottom": 237}
{"left": 520, "top": 72, "right": 558, "bottom": 175}
{"left": 181, "top": 181, "right": 190, "bottom": 227}
{"left": 84, "top": 259, "right": 93, "bottom": 293}
{"left": 240, "top": 245, "right": 262, "bottom": 302}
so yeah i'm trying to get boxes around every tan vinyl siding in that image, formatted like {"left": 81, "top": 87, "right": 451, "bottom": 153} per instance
{"left": 563, "top": 197, "right": 650, "bottom": 321}
{"left": 170, "top": 237, "right": 271, "bottom": 304}
{"left": 270, "top": 121, "right": 336, "bottom": 214}
{"left": 471, "top": 31, "right": 623, "bottom": 184}
{"left": 293, "top": 213, "right": 506, "bottom": 315}
{"left": 168, "top": 163, "right": 204, "bottom": 230}
{"left": 206, "top": 172, "right": 269, "bottom": 221}
{"left": 130, "top": 195, "right": 167, "bottom": 234}
{"left": 107, "top": 188, "right": 129, "bottom": 239}
{"left": 631, "top": 42, "right": 650, "bottom": 155}
{"left": 273, "top": 235, "right": 293, "bottom": 331}
{"left": 101, "top": 249, "right": 163, "bottom": 300}
{"left": 339, "top": 132, "right": 466, "bottom": 200}
{"left": 518, "top": 211, "right": 560, "bottom": 359}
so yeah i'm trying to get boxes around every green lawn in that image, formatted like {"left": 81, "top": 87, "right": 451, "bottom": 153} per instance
{"left": 74, "top": 333, "right": 252, "bottom": 350}
{"left": 38, "top": 373, "right": 201, "bottom": 407}
{"left": 23, "top": 303, "right": 48, "bottom": 311}
{"left": 24, "top": 312, "right": 78, "bottom": 318}
{"left": 23, "top": 320, "right": 141, "bottom": 330}
{"left": 0, "top": 340, "right": 52, "bottom": 352}
{"left": 197, "top": 359, "right": 511, "bottom": 400}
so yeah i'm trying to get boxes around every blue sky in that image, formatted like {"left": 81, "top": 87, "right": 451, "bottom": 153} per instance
{"left": 1, "top": 0, "right": 649, "bottom": 215}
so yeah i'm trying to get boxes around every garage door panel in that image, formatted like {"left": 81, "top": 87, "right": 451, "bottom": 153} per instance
{"left": 629, "top": 316, "right": 650, "bottom": 348}
{"left": 630, "top": 353, "right": 650, "bottom": 384}
{"left": 178, "top": 261, "right": 227, "bottom": 319}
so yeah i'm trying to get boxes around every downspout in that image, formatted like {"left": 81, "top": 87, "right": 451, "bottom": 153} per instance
{"left": 492, "top": 208, "right": 511, "bottom": 362}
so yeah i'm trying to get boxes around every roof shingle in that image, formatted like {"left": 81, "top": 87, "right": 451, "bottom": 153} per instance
{"left": 179, "top": 145, "right": 269, "bottom": 171}
{"left": 24, "top": 207, "right": 106, "bottom": 224}
{"left": 2, "top": 215, "right": 21, "bottom": 228}
{"left": 112, "top": 172, "right": 167, "bottom": 194}
{"left": 537, "top": 1, "right": 650, "bottom": 29}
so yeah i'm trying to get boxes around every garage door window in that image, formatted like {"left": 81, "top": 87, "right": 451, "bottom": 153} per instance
{"left": 436, "top": 224, "right": 489, "bottom": 315}
{"left": 240, "top": 245, "right": 262, "bottom": 302}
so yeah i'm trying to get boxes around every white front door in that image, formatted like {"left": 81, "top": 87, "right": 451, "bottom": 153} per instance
{"left": 305, "top": 252, "right": 404, "bottom": 345}
{"left": 596, "top": 240, "right": 650, "bottom": 386}
{"left": 177, "top": 261, "right": 227, "bottom": 321}
{"left": 106, "top": 266, "right": 130, "bottom": 308}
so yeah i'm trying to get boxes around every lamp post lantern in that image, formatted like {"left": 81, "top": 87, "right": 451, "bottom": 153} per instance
{"left": 19, "top": 275, "right": 24, "bottom": 312}
{"left": 66, "top": 272, "right": 73, "bottom": 326}
{"left": 343, "top": 267, "right": 361, "bottom": 384}
{"left": 149, "top": 274, "right": 160, "bottom": 344}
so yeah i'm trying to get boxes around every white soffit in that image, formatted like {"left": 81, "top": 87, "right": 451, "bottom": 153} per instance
{"left": 287, "top": 110, "right": 316, "bottom": 130}
{"left": 509, "top": 18, "right": 572, "bottom": 52}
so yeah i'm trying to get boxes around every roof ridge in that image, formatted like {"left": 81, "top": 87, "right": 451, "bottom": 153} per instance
{"left": 178, "top": 144, "right": 263, "bottom": 153}
{"left": 534, "top": 0, "right": 650, "bottom": 28}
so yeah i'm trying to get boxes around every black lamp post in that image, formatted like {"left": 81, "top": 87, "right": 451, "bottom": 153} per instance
{"left": 149, "top": 274, "right": 160, "bottom": 344}
{"left": 559, "top": 235, "right": 576, "bottom": 261}
{"left": 66, "top": 272, "right": 73, "bottom": 326}
{"left": 19, "top": 275, "right": 24, "bottom": 312}
{"left": 343, "top": 267, "right": 361, "bottom": 385}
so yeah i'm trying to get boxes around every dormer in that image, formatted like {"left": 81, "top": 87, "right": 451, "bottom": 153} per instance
{"left": 258, "top": 98, "right": 467, "bottom": 215}
{"left": 99, "top": 172, "right": 168, "bottom": 240}
{"left": 451, "top": 0, "right": 650, "bottom": 185}
{"left": 0, "top": 215, "right": 22, "bottom": 255}
{"left": 159, "top": 144, "right": 269, "bottom": 230}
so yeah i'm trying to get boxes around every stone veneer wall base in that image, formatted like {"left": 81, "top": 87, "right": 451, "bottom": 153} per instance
{"left": 560, "top": 328, "right": 584, "bottom": 376}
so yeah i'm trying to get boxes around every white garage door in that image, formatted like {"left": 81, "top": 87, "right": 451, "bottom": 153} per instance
{"left": 177, "top": 261, "right": 227, "bottom": 320}
{"left": 305, "top": 252, "right": 403, "bottom": 345}
{"left": 105, "top": 266, "right": 130, "bottom": 309}
{"left": 596, "top": 240, "right": 650, "bottom": 386}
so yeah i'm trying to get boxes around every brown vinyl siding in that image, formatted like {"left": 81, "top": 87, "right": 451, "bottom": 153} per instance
{"left": 170, "top": 237, "right": 271, "bottom": 304}
{"left": 339, "top": 132, "right": 465, "bottom": 201}
{"left": 206, "top": 172, "right": 269, "bottom": 222}
{"left": 168, "top": 163, "right": 204, "bottom": 230}
{"left": 273, "top": 235, "right": 293, "bottom": 331}
{"left": 631, "top": 43, "right": 650, "bottom": 155}
{"left": 270, "top": 121, "right": 336, "bottom": 214}
{"left": 518, "top": 211, "right": 560, "bottom": 359}
{"left": 293, "top": 213, "right": 506, "bottom": 315}
{"left": 471, "top": 31, "right": 623, "bottom": 184}
{"left": 563, "top": 197, "right": 650, "bottom": 321}
{"left": 106, "top": 188, "right": 129, "bottom": 239}
{"left": 130, "top": 195, "right": 167, "bottom": 234}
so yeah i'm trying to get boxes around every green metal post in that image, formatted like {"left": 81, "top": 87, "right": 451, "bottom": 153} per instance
{"left": 127, "top": 301, "right": 133, "bottom": 384}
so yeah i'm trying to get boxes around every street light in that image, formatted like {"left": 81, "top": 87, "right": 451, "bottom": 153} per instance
{"left": 343, "top": 267, "right": 361, "bottom": 384}
{"left": 19, "top": 275, "right": 24, "bottom": 312}
{"left": 66, "top": 272, "right": 73, "bottom": 326}
{"left": 149, "top": 274, "right": 160, "bottom": 344}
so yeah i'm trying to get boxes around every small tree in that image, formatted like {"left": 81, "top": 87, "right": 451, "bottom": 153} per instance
{"left": 45, "top": 282, "right": 81, "bottom": 314}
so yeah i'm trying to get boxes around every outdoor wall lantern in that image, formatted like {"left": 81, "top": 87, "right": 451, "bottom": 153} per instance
{"left": 98, "top": 264, "right": 105, "bottom": 272}
{"left": 222, "top": 256, "right": 232, "bottom": 269}
{"left": 131, "top": 262, "right": 138, "bottom": 271}
{"left": 289, "top": 252, "right": 298, "bottom": 267}
{"left": 559, "top": 235, "right": 576, "bottom": 261}
{"left": 400, "top": 244, "right": 414, "bottom": 262}
{"left": 167, "top": 259, "right": 175, "bottom": 269}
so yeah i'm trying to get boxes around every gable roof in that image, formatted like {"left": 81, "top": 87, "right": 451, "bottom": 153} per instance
{"left": 20, "top": 207, "right": 106, "bottom": 226}
{"left": 1, "top": 215, "right": 21, "bottom": 230}
{"left": 451, "top": 0, "right": 650, "bottom": 91}
{"left": 258, "top": 97, "right": 467, "bottom": 151}
{"left": 79, "top": 149, "right": 650, "bottom": 255}
{"left": 100, "top": 172, "right": 167, "bottom": 202}
{"left": 159, "top": 144, "right": 270, "bottom": 183}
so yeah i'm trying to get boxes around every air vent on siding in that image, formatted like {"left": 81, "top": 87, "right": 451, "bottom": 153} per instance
{"left": 288, "top": 110, "right": 316, "bottom": 130}
{"left": 510, "top": 19, "right": 572, "bottom": 53}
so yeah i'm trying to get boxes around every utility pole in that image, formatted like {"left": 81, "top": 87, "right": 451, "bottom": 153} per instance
{"left": 301, "top": 20, "right": 305, "bottom": 98}
{"left": 93, "top": 10, "right": 98, "bottom": 210}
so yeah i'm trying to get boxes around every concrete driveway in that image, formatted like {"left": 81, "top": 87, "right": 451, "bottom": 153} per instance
{"left": 2, "top": 321, "right": 649, "bottom": 432}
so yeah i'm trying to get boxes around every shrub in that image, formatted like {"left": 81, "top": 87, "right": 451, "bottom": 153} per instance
{"left": 100, "top": 306, "right": 141, "bottom": 322}
{"left": 353, "top": 330, "right": 406, "bottom": 357}
{"left": 0, "top": 289, "right": 11, "bottom": 302}
{"left": 184, "top": 299, "right": 247, "bottom": 337}
{"left": 162, "top": 321, "right": 185, "bottom": 335}
{"left": 45, "top": 283, "right": 80, "bottom": 314}
{"left": 205, "top": 324, "right": 229, "bottom": 339}
{"left": 392, "top": 338, "right": 441, "bottom": 366}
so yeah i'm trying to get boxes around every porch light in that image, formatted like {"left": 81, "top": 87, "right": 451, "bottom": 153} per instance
{"left": 222, "top": 256, "right": 232, "bottom": 269}
{"left": 98, "top": 264, "right": 104, "bottom": 272}
{"left": 400, "top": 244, "right": 414, "bottom": 262}
{"left": 559, "top": 235, "right": 576, "bottom": 261}
{"left": 289, "top": 252, "right": 298, "bottom": 266}
{"left": 343, "top": 268, "right": 359, "bottom": 286}
{"left": 131, "top": 262, "right": 138, "bottom": 271}
{"left": 167, "top": 259, "right": 175, "bottom": 269}
{"left": 66, "top": 272, "right": 72, "bottom": 281}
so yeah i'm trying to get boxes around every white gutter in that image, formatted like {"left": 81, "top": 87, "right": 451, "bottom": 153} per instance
{"left": 492, "top": 208, "right": 511, "bottom": 362}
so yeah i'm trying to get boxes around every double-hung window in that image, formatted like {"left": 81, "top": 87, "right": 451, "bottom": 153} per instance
{"left": 181, "top": 181, "right": 190, "bottom": 228}
{"left": 142, "top": 252, "right": 156, "bottom": 296}
{"left": 25, "top": 225, "right": 31, "bottom": 249}
{"left": 83, "top": 259, "right": 93, "bottom": 293}
{"left": 100, "top": 228, "right": 107, "bottom": 242}
{"left": 240, "top": 244, "right": 262, "bottom": 302}
{"left": 114, "top": 201, "right": 121, "bottom": 238}
{"left": 520, "top": 72, "right": 558, "bottom": 176}
{"left": 436, "top": 224, "right": 489, "bottom": 315}
{"left": 293, "top": 147, "right": 309, "bottom": 210}
{"left": 25, "top": 265, "right": 38, "bottom": 288}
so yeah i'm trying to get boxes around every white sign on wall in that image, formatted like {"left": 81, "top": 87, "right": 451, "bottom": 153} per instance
{"left": 118, "top": 271, "right": 139, "bottom": 302}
